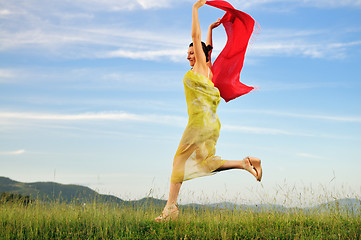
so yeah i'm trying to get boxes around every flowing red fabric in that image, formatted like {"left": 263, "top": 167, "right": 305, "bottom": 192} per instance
{"left": 205, "top": 0, "right": 255, "bottom": 102}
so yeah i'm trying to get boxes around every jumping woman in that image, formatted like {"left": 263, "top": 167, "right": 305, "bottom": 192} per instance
{"left": 155, "top": 0, "right": 262, "bottom": 222}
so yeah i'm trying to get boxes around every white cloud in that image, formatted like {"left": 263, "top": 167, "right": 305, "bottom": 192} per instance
{"left": 0, "top": 20, "right": 189, "bottom": 61}
{"left": 0, "top": 0, "right": 190, "bottom": 15}
{"left": 84, "top": 0, "right": 195, "bottom": 11}
{"left": 2, "top": 22, "right": 358, "bottom": 62}
{"left": 252, "top": 40, "right": 361, "bottom": 59}
{"left": 0, "top": 111, "right": 187, "bottom": 126}
{"left": 102, "top": 49, "right": 185, "bottom": 62}
{"left": 79, "top": 0, "right": 361, "bottom": 10}
{"left": 0, "top": 9, "right": 12, "bottom": 16}
{"left": 230, "top": 0, "right": 361, "bottom": 9}
{"left": 78, "top": 0, "right": 175, "bottom": 11}
{"left": 0, "top": 0, "right": 359, "bottom": 62}
{"left": 0, "top": 149, "right": 25, "bottom": 155}
{"left": 1, "top": 110, "right": 358, "bottom": 137}
{"left": 222, "top": 124, "right": 314, "bottom": 136}
{"left": 136, "top": 0, "right": 188, "bottom": 9}
{"left": 0, "top": 111, "right": 310, "bottom": 137}
{"left": 0, "top": 66, "right": 184, "bottom": 91}
{"left": 236, "top": 109, "right": 361, "bottom": 123}
{"left": 301, "top": 0, "right": 361, "bottom": 8}
{"left": 0, "top": 69, "right": 15, "bottom": 82}
{"left": 279, "top": 112, "right": 361, "bottom": 123}
{"left": 249, "top": 29, "right": 361, "bottom": 59}
{"left": 115, "top": 0, "right": 361, "bottom": 10}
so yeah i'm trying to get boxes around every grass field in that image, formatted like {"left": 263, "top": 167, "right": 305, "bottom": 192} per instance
{"left": 1, "top": 198, "right": 360, "bottom": 239}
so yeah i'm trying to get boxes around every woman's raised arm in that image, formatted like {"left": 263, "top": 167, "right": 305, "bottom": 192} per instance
{"left": 191, "top": 0, "right": 208, "bottom": 75}
{"left": 206, "top": 18, "right": 221, "bottom": 48}
{"left": 206, "top": 18, "right": 221, "bottom": 64}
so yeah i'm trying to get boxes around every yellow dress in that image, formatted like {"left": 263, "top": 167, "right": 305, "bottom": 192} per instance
{"left": 171, "top": 70, "right": 226, "bottom": 183}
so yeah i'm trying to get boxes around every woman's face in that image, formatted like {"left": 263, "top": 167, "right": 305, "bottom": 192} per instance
{"left": 187, "top": 46, "right": 195, "bottom": 67}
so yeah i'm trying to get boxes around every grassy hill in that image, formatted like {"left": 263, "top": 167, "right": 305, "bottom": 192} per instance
{"left": 1, "top": 183, "right": 360, "bottom": 239}
{"left": 1, "top": 176, "right": 359, "bottom": 212}
{"left": 0, "top": 176, "right": 124, "bottom": 204}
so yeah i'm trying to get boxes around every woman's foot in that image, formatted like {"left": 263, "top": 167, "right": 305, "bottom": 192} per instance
{"left": 243, "top": 157, "right": 262, "bottom": 182}
{"left": 154, "top": 204, "right": 179, "bottom": 222}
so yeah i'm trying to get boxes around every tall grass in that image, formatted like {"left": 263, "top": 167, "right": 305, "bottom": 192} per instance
{"left": 1, "top": 198, "right": 360, "bottom": 239}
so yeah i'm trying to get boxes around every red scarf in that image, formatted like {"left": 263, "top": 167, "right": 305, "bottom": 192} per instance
{"left": 206, "top": 0, "right": 256, "bottom": 102}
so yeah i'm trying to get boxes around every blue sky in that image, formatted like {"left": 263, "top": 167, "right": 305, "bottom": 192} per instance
{"left": 1, "top": 0, "right": 360, "bottom": 206}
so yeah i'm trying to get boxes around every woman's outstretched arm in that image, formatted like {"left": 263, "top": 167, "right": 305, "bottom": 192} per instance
{"left": 206, "top": 18, "right": 221, "bottom": 64}
{"left": 206, "top": 18, "right": 221, "bottom": 48}
{"left": 191, "top": 0, "right": 207, "bottom": 74}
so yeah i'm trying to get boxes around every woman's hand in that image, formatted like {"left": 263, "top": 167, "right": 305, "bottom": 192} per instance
{"left": 193, "top": 0, "right": 206, "bottom": 9}
{"left": 209, "top": 18, "right": 221, "bottom": 30}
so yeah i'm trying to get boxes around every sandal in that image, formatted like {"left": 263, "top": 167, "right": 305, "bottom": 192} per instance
{"left": 154, "top": 204, "right": 179, "bottom": 222}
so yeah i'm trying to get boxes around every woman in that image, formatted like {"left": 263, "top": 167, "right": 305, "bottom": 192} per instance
{"left": 155, "top": 0, "right": 262, "bottom": 222}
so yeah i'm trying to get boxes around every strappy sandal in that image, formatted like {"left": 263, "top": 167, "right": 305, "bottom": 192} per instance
{"left": 245, "top": 156, "right": 263, "bottom": 182}
{"left": 154, "top": 204, "right": 179, "bottom": 222}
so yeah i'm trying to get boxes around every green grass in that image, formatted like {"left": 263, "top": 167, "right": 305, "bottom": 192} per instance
{"left": 1, "top": 200, "right": 360, "bottom": 240}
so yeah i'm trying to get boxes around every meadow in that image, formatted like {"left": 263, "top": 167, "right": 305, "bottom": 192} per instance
{"left": 0, "top": 197, "right": 360, "bottom": 239}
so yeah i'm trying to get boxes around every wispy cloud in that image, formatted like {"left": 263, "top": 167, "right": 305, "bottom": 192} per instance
{"left": 258, "top": 110, "right": 361, "bottom": 123}
{"left": 222, "top": 124, "right": 314, "bottom": 137}
{"left": 0, "top": 66, "right": 183, "bottom": 91}
{"left": 252, "top": 80, "right": 351, "bottom": 92}
{"left": 0, "top": 111, "right": 187, "bottom": 126}
{"left": 249, "top": 28, "right": 361, "bottom": 59}
{"left": 0, "top": 111, "right": 337, "bottom": 137}
{"left": 73, "top": 0, "right": 361, "bottom": 11}
{"left": 0, "top": 9, "right": 12, "bottom": 15}
{"left": 67, "top": 0, "right": 195, "bottom": 11}
{"left": 101, "top": 49, "right": 185, "bottom": 62}
{"left": 0, "top": 149, "right": 25, "bottom": 155}
{"left": 0, "top": 0, "right": 179, "bottom": 16}
{"left": 0, "top": 69, "right": 15, "bottom": 83}
{"left": 1, "top": 0, "right": 359, "bottom": 62}
{"left": 231, "top": 0, "right": 361, "bottom": 9}
{"left": 252, "top": 40, "right": 361, "bottom": 59}
{"left": 274, "top": 112, "right": 361, "bottom": 123}
{"left": 301, "top": 0, "right": 361, "bottom": 8}
{"left": 1, "top": 110, "right": 358, "bottom": 138}
{"left": 230, "top": 109, "right": 361, "bottom": 123}
{"left": 0, "top": 23, "right": 188, "bottom": 61}
{"left": 2, "top": 23, "right": 359, "bottom": 62}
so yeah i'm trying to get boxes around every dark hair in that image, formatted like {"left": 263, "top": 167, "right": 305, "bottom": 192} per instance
{"left": 189, "top": 42, "right": 213, "bottom": 62}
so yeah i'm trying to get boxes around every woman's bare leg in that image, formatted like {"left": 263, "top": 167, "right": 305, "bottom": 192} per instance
{"left": 155, "top": 182, "right": 181, "bottom": 222}
{"left": 215, "top": 160, "right": 245, "bottom": 171}
{"left": 215, "top": 157, "right": 262, "bottom": 181}
{"left": 162, "top": 158, "right": 261, "bottom": 212}
{"left": 166, "top": 182, "right": 182, "bottom": 206}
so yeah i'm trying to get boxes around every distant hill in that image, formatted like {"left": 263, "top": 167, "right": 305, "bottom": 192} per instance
{"left": 306, "top": 198, "right": 361, "bottom": 213}
{"left": 0, "top": 176, "right": 169, "bottom": 207}
{"left": 0, "top": 176, "right": 124, "bottom": 204}
{"left": 1, "top": 176, "right": 359, "bottom": 212}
